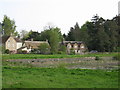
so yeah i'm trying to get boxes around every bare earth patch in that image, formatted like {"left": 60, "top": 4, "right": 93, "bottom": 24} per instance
{"left": 6, "top": 57, "right": 119, "bottom": 69}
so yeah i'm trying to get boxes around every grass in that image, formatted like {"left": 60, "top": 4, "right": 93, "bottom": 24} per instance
{"left": 2, "top": 52, "right": 118, "bottom": 60}
{"left": 2, "top": 52, "right": 119, "bottom": 88}
{"left": 2, "top": 66, "right": 119, "bottom": 88}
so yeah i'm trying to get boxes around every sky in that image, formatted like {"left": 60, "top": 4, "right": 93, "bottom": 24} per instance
{"left": 0, "top": 0, "right": 119, "bottom": 34}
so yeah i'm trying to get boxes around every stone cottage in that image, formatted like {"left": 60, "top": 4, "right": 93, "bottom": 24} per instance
{"left": 2, "top": 36, "right": 22, "bottom": 53}
{"left": 60, "top": 41, "right": 87, "bottom": 54}
{"left": 19, "top": 40, "right": 49, "bottom": 53}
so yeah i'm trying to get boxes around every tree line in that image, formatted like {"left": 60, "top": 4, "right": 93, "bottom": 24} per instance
{"left": 0, "top": 15, "right": 119, "bottom": 53}
{"left": 64, "top": 15, "right": 120, "bottom": 52}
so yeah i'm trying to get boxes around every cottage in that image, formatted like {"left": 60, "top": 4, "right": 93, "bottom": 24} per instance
{"left": 61, "top": 41, "right": 87, "bottom": 54}
{"left": 2, "top": 36, "right": 22, "bottom": 53}
{"left": 19, "top": 40, "right": 49, "bottom": 53}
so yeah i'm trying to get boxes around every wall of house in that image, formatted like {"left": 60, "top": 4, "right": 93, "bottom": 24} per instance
{"left": 21, "top": 47, "right": 31, "bottom": 53}
{"left": 17, "top": 42, "right": 22, "bottom": 49}
{"left": 66, "top": 43, "right": 86, "bottom": 54}
{"left": 5, "top": 37, "right": 17, "bottom": 51}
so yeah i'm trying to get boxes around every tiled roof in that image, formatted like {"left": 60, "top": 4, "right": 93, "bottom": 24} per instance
{"left": 2, "top": 36, "right": 10, "bottom": 43}
{"left": 61, "top": 41, "right": 83, "bottom": 44}
{"left": 2, "top": 36, "right": 22, "bottom": 43}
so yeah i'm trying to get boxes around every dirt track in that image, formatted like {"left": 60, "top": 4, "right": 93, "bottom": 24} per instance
{"left": 7, "top": 57, "right": 119, "bottom": 69}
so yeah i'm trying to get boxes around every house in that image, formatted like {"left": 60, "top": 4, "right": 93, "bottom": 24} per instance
{"left": 60, "top": 41, "right": 87, "bottom": 54}
{"left": 2, "top": 36, "right": 87, "bottom": 54}
{"left": 19, "top": 40, "right": 86, "bottom": 54}
{"left": 2, "top": 36, "right": 22, "bottom": 53}
{"left": 19, "top": 40, "right": 49, "bottom": 53}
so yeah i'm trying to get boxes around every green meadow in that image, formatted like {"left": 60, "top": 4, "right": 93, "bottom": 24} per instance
{"left": 2, "top": 66, "right": 119, "bottom": 88}
{"left": 2, "top": 52, "right": 118, "bottom": 60}
{"left": 2, "top": 52, "right": 119, "bottom": 88}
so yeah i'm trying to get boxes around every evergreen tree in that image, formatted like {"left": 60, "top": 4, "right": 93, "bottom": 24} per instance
{"left": 74, "top": 22, "right": 81, "bottom": 41}
{"left": 66, "top": 27, "right": 75, "bottom": 41}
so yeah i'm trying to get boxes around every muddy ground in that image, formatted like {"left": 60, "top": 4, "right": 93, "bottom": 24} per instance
{"left": 6, "top": 57, "right": 119, "bottom": 69}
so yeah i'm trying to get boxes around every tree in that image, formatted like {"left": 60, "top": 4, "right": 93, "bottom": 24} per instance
{"left": 66, "top": 27, "right": 75, "bottom": 41}
{"left": 74, "top": 22, "right": 81, "bottom": 41}
{"left": 2, "top": 15, "right": 18, "bottom": 36}
{"left": 79, "top": 21, "right": 90, "bottom": 46}
{"left": 49, "top": 27, "right": 63, "bottom": 54}
{"left": 96, "top": 18, "right": 110, "bottom": 52}
{"left": 65, "top": 15, "right": 119, "bottom": 52}
{"left": 104, "top": 20, "right": 118, "bottom": 51}
{"left": 20, "top": 30, "right": 29, "bottom": 39}
{"left": 38, "top": 27, "right": 63, "bottom": 54}
{"left": 66, "top": 22, "right": 81, "bottom": 41}
{"left": 22, "top": 30, "right": 41, "bottom": 41}
{"left": 38, "top": 43, "right": 50, "bottom": 54}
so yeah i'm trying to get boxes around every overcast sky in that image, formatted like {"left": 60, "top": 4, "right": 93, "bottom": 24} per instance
{"left": 0, "top": 0, "right": 119, "bottom": 34}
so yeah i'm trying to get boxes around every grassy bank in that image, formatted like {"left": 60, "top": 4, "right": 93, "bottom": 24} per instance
{"left": 2, "top": 52, "right": 118, "bottom": 60}
{"left": 2, "top": 66, "right": 119, "bottom": 88}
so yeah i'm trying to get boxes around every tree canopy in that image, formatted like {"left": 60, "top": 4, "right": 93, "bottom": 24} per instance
{"left": 65, "top": 15, "right": 119, "bottom": 52}
{"left": 2, "top": 15, "right": 18, "bottom": 36}
{"left": 1, "top": 14, "right": 119, "bottom": 52}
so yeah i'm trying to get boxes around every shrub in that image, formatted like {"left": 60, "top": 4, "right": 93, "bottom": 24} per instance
{"left": 31, "top": 49, "right": 40, "bottom": 54}
{"left": 58, "top": 45, "right": 67, "bottom": 54}
{"left": 113, "top": 47, "right": 120, "bottom": 52}
{"left": 5, "top": 49, "right": 10, "bottom": 54}
{"left": 38, "top": 43, "right": 50, "bottom": 54}
{"left": 95, "top": 56, "right": 100, "bottom": 60}
{"left": 22, "top": 50, "right": 27, "bottom": 54}
{"left": 18, "top": 50, "right": 27, "bottom": 54}
{"left": 113, "top": 54, "right": 120, "bottom": 60}
{"left": 17, "top": 50, "right": 22, "bottom": 54}
{"left": 57, "top": 51, "right": 66, "bottom": 54}
{"left": 70, "top": 48, "right": 75, "bottom": 55}
{"left": 1, "top": 46, "right": 5, "bottom": 54}
{"left": 57, "top": 63, "right": 66, "bottom": 68}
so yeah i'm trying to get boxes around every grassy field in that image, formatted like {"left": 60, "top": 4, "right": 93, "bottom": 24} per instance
{"left": 2, "top": 52, "right": 119, "bottom": 88}
{"left": 2, "top": 52, "right": 118, "bottom": 60}
{"left": 2, "top": 66, "right": 119, "bottom": 88}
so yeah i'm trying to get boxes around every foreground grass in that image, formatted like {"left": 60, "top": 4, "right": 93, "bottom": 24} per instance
{"left": 2, "top": 66, "right": 119, "bottom": 88}
{"left": 2, "top": 52, "right": 118, "bottom": 60}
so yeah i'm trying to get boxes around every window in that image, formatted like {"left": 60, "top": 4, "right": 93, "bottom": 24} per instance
{"left": 67, "top": 44, "right": 71, "bottom": 48}
{"left": 74, "top": 45, "right": 77, "bottom": 48}
{"left": 81, "top": 46, "right": 84, "bottom": 48}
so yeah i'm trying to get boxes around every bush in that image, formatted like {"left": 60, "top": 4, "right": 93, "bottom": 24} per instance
{"left": 70, "top": 48, "right": 75, "bottom": 55}
{"left": 38, "top": 43, "right": 50, "bottom": 54}
{"left": 5, "top": 49, "right": 10, "bottom": 54}
{"left": 113, "top": 54, "right": 120, "bottom": 60}
{"left": 1, "top": 46, "right": 5, "bottom": 54}
{"left": 31, "top": 49, "right": 40, "bottom": 54}
{"left": 113, "top": 47, "right": 120, "bottom": 52}
{"left": 95, "top": 56, "right": 100, "bottom": 60}
{"left": 58, "top": 45, "right": 67, "bottom": 54}
{"left": 22, "top": 50, "right": 27, "bottom": 54}
{"left": 17, "top": 50, "right": 27, "bottom": 54}
{"left": 57, "top": 63, "right": 66, "bottom": 68}
{"left": 57, "top": 51, "right": 66, "bottom": 54}
{"left": 17, "top": 50, "right": 22, "bottom": 54}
